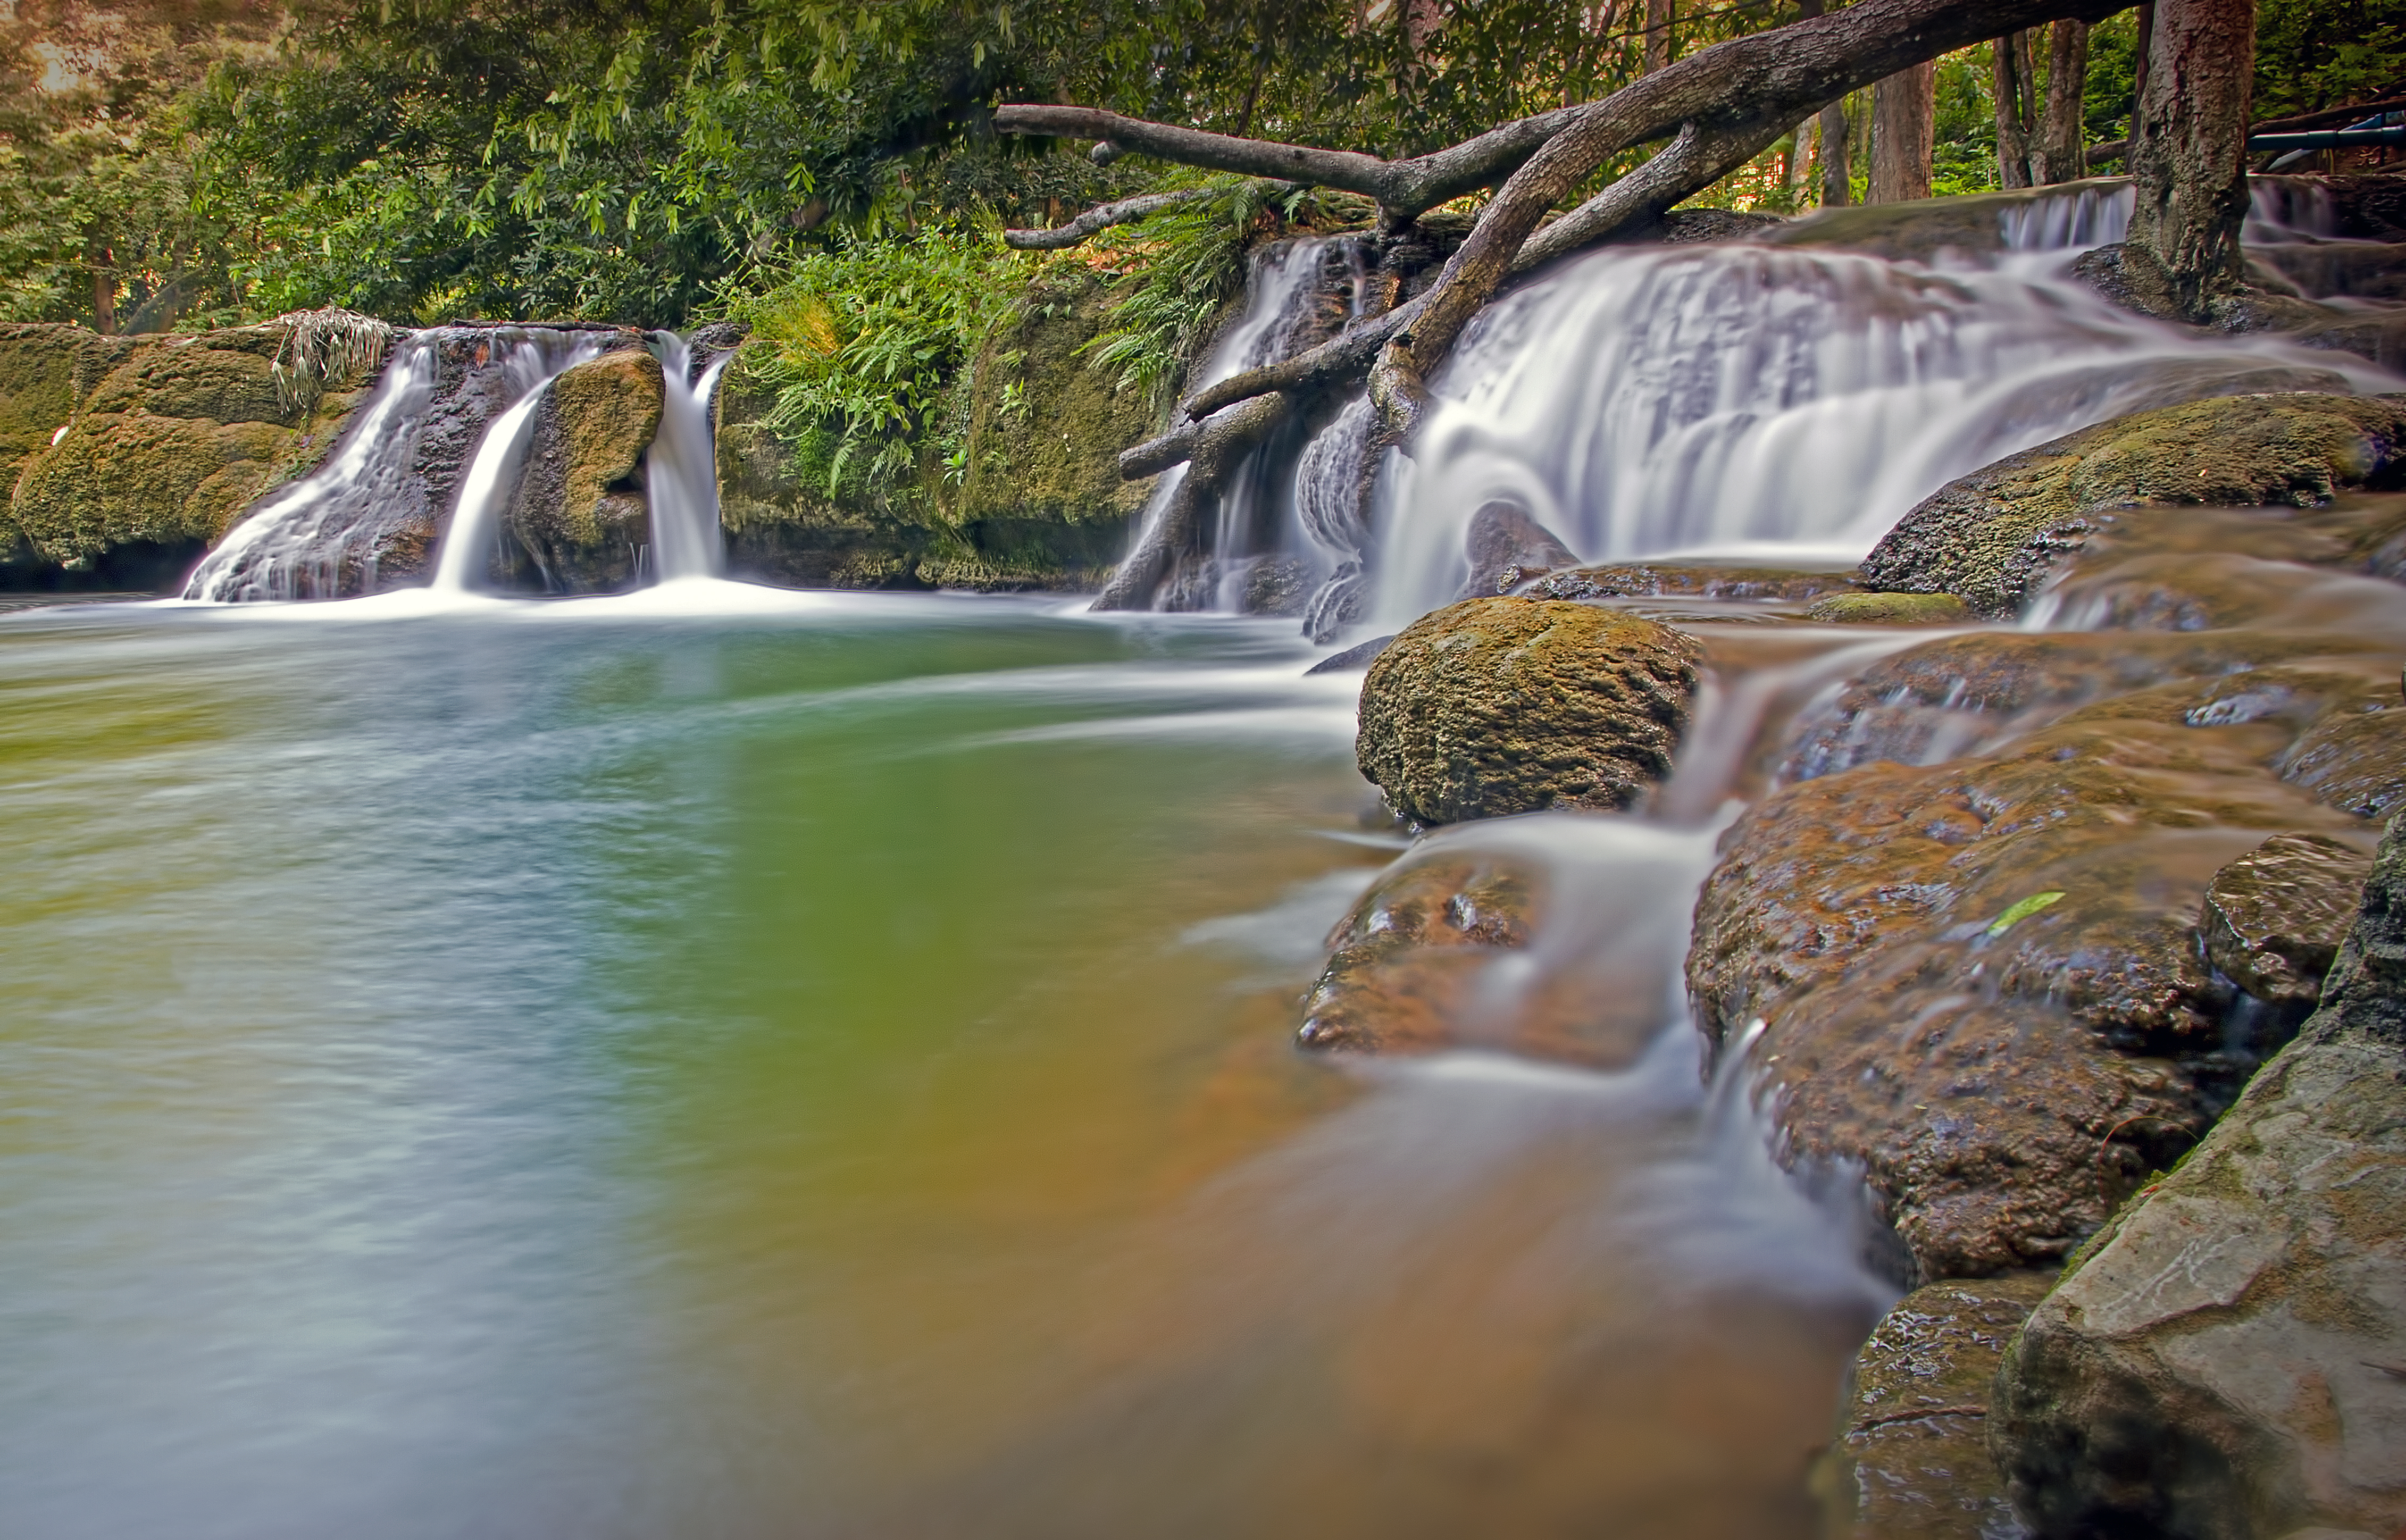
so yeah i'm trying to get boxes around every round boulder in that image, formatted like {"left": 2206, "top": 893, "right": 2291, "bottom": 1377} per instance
{"left": 1356, "top": 596, "right": 1701, "bottom": 825}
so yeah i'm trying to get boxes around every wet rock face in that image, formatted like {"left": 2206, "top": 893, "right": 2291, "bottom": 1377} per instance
{"left": 1990, "top": 817, "right": 2406, "bottom": 1540}
{"left": 1297, "top": 856, "right": 1535, "bottom": 1056}
{"left": 1860, "top": 394, "right": 2406, "bottom": 617}
{"left": 1356, "top": 597, "right": 1702, "bottom": 827}
{"left": 504, "top": 347, "right": 663, "bottom": 593}
{"left": 1456, "top": 500, "right": 1576, "bottom": 598}
{"left": 1822, "top": 1271, "right": 2054, "bottom": 1540}
{"left": 2202, "top": 832, "right": 2374, "bottom": 1007}
{"left": 1690, "top": 675, "right": 2389, "bottom": 1280}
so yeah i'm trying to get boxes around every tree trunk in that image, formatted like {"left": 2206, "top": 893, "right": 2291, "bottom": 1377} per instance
{"left": 87, "top": 238, "right": 115, "bottom": 336}
{"left": 1869, "top": 61, "right": 1935, "bottom": 203}
{"left": 2032, "top": 19, "right": 2091, "bottom": 181}
{"left": 1790, "top": 114, "right": 1819, "bottom": 193}
{"left": 1644, "top": 0, "right": 1675, "bottom": 73}
{"left": 2131, "top": 3, "right": 2156, "bottom": 115}
{"left": 1994, "top": 30, "right": 2037, "bottom": 188}
{"left": 1820, "top": 94, "right": 1854, "bottom": 205}
{"left": 2125, "top": 0, "right": 2253, "bottom": 317}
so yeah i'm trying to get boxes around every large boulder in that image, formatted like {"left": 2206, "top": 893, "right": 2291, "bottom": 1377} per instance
{"left": 3, "top": 323, "right": 366, "bottom": 589}
{"left": 1990, "top": 816, "right": 2406, "bottom": 1540}
{"left": 504, "top": 346, "right": 662, "bottom": 593}
{"left": 1860, "top": 394, "right": 2406, "bottom": 618}
{"left": 1356, "top": 597, "right": 1701, "bottom": 826}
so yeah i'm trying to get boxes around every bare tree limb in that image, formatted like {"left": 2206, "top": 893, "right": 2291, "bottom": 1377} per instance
{"left": 992, "top": 103, "right": 1590, "bottom": 220}
{"left": 1004, "top": 189, "right": 1217, "bottom": 249}
{"left": 1510, "top": 120, "right": 1775, "bottom": 273}
{"left": 1093, "top": 393, "right": 1290, "bottom": 610}
{"left": 1179, "top": 296, "right": 1425, "bottom": 421}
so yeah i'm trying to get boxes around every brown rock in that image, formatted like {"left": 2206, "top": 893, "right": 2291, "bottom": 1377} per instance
{"left": 506, "top": 347, "right": 663, "bottom": 593}
{"left": 2201, "top": 832, "right": 2374, "bottom": 1006}
{"left": 1691, "top": 700, "right": 2374, "bottom": 1280}
{"left": 1456, "top": 500, "right": 1576, "bottom": 598}
{"left": 1991, "top": 817, "right": 2406, "bottom": 1540}
{"left": 1297, "top": 855, "right": 1534, "bottom": 1056}
{"left": 1356, "top": 597, "right": 1701, "bottom": 827}
{"left": 1822, "top": 1271, "right": 2055, "bottom": 1539}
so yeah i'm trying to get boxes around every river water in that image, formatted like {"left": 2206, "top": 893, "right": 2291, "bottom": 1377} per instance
{"left": 0, "top": 585, "right": 1887, "bottom": 1540}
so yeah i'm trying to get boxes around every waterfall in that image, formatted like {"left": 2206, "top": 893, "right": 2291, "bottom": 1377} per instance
{"left": 428, "top": 333, "right": 611, "bottom": 596}
{"left": 1356, "top": 224, "right": 2399, "bottom": 629}
{"left": 1123, "top": 237, "right": 1362, "bottom": 612}
{"left": 186, "top": 327, "right": 608, "bottom": 603}
{"left": 645, "top": 332, "right": 734, "bottom": 583}
{"left": 182, "top": 338, "right": 437, "bottom": 602}
{"left": 1999, "top": 182, "right": 2132, "bottom": 250}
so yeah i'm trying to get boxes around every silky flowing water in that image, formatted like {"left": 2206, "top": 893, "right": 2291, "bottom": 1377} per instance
{"left": 0, "top": 588, "right": 1890, "bottom": 1540}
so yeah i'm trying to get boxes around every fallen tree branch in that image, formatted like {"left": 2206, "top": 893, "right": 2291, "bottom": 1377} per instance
{"left": 992, "top": 103, "right": 1589, "bottom": 220}
{"left": 1093, "top": 392, "right": 1289, "bottom": 610}
{"left": 1511, "top": 121, "right": 1777, "bottom": 273}
{"left": 1179, "top": 296, "right": 1424, "bottom": 421}
{"left": 1004, "top": 189, "right": 1217, "bottom": 249}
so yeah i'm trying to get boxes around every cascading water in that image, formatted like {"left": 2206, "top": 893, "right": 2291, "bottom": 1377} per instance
{"left": 186, "top": 327, "right": 612, "bottom": 603}
{"left": 1344, "top": 183, "right": 2401, "bottom": 630}
{"left": 1124, "top": 237, "right": 1369, "bottom": 612}
{"left": 428, "top": 334, "right": 611, "bottom": 596}
{"left": 180, "top": 339, "right": 437, "bottom": 602}
{"left": 644, "top": 332, "right": 735, "bottom": 583}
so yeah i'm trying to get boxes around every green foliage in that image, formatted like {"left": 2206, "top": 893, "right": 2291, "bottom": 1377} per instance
{"left": 1931, "top": 45, "right": 2000, "bottom": 198}
{"left": 2255, "top": 0, "right": 2406, "bottom": 119}
{"left": 1080, "top": 178, "right": 1324, "bottom": 413}
{"left": 718, "top": 227, "right": 1021, "bottom": 501}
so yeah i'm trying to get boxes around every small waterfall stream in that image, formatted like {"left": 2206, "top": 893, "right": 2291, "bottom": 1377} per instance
{"left": 428, "top": 335, "right": 609, "bottom": 596}
{"left": 645, "top": 333, "right": 734, "bottom": 583}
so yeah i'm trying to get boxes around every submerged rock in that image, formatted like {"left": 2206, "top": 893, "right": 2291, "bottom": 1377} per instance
{"left": 1822, "top": 1271, "right": 2054, "bottom": 1540}
{"left": 1455, "top": 500, "right": 1577, "bottom": 598}
{"left": 1859, "top": 394, "right": 2406, "bottom": 617}
{"left": 1528, "top": 562, "right": 1856, "bottom": 604}
{"left": 2201, "top": 832, "right": 2374, "bottom": 1007}
{"left": 1804, "top": 591, "right": 1973, "bottom": 625}
{"left": 504, "top": 346, "right": 663, "bottom": 593}
{"left": 1990, "top": 816, "right": 2406, "bottom": 1540}
{"left": 1303, "top": 634, "right": 1394, "bottom": 675}
{"left": 1356, "top": 597, "right": 1701, "bottom": 826}
{"left": 1297, "top": 855, "right": 1534, "bottom": 1056}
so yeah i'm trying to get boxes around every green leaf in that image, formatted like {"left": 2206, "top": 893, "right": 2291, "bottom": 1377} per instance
{"left": 1986, "top": 891, "right": 2067, "bottom": 939}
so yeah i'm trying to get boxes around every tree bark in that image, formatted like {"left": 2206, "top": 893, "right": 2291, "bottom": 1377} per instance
{"left": 1994, "top": 30, "right": 2037, "bottom": 188}
{"left": 2124, "top": 0, "right": 2254, "bottom": 317}
{"left": 1644, "top": 0, "right": 1675, "bottom": 73}
{"left": 1005, "top": 188, "right": 1225, "bottom": 249}
{"left": 2033, "top": 19, "right": 2092, "bottom": 182}
{"left": 87, "top": 238, "right": 116, "bottom": 336}
{"left": 1819, "top": 95, "right": 1853, "bottom": 205}
{"left": 1868, "top": 61, "right": 1935, "bottom": 203}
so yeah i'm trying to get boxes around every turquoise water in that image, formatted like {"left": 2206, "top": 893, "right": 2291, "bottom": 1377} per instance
{"left": 0, "top": 587, "right": 1881, "bottom": 1539}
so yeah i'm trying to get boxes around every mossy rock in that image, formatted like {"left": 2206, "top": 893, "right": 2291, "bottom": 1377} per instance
{"left": 1862, "top": 393, "right": 2406, "bottom": 617}
{"left": 1804, "top": 590, "right": 1972, "bottom": 625}
{"left": 1356, "top": 596, "right": 1702, "bottom": 826}
{"left": 956, "top": 274, "right": 1162, "bottom": 530}
{"left": 4, "top": 323, "right": 364, "bottom": 580}
{"left": 505, "top": 347, "right": 662, "bottom": 592}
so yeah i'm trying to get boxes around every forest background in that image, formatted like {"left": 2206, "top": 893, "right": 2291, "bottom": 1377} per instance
{"left": 4, "top": 0, "right": 2400, "bottom": 506}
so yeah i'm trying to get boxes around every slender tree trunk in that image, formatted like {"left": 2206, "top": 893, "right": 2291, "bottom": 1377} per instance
{"left": 2125, "top": 0, "right": 2253, "bottom": 316}
{"left": 1994, "top": 30, "right": 2037, "bottom": 187}
{"left": 1869, "top": 61, "right": 1936, "bottom": 202}
{"left": 87, "top": 238, "right": 115, "bottom": 336}
{"left": 2033, "top": 19, "right": 2092, "bottom": 181}
{"left": 1820, "top": 94, "right": 1854, "bottom": 204}
{"left": 1644, "top": 0, "right": 1675, "bottom": 73}
{"left": 1791, "top": 114, "right": 1819, "bottom": 193}
{"left": 2131, "top": 3, "right": 2156, "bottom": 113}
